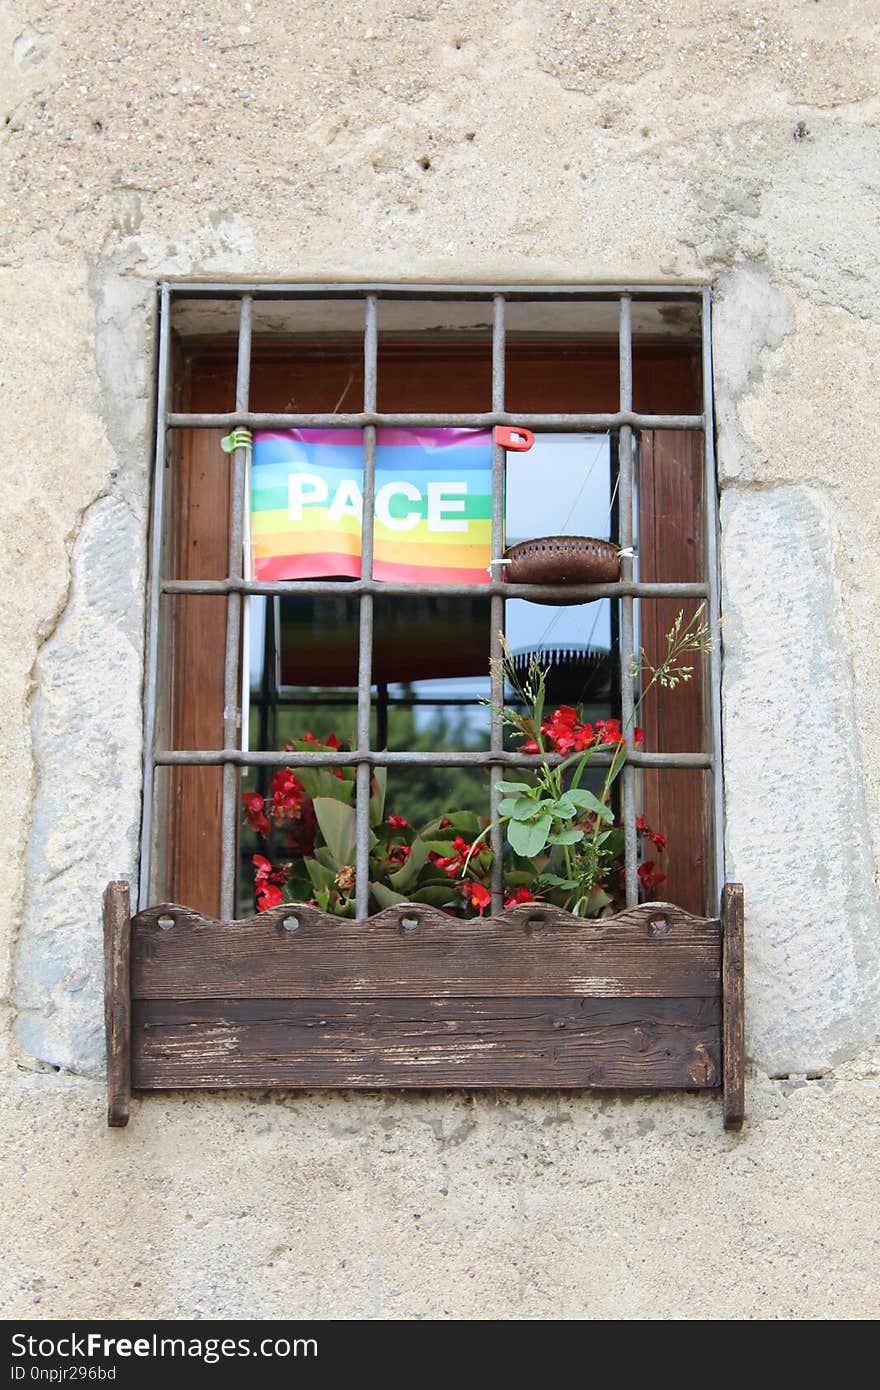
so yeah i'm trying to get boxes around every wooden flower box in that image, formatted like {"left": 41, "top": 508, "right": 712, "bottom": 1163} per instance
{"left": 103, "top": 882, "right": 744, "bottom": 1129}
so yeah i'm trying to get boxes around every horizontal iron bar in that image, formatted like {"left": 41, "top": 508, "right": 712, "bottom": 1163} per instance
{"left": 155, "top": 749, "right": 711, "bottom": 769}
{"left": 164, "top": 281, "right": 708, "bottom": 300}
{"left": 161, "top": 578, "right": 709, "bottom": 600}
{"left": 168, "top": 410, "right": 703, "bottom": 431}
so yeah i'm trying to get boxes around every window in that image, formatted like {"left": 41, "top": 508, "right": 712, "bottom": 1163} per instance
{"left": 141, "top": 284, "right": 723, "bottom": 922}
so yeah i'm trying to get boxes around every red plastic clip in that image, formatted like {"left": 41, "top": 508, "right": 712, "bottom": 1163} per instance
{"left": 493, "top": 425, "right": 535, "bottom": 452}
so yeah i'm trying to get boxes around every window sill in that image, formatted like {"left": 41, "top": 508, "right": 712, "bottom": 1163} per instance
{"left": 103, "top": 883, "right": 744, "bottom": 1131}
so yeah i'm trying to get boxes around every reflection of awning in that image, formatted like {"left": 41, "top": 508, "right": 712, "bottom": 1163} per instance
{"left": 279, "top": 594, "right": 491, "bottom": 688}
{"left": 511, "top": 646, "right": 613, "bottom": 704}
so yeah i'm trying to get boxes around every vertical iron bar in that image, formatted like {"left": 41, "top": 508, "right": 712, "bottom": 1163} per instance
{"left": 490, "top": 294, "right": 506, "bottom": 912}
{"left": 355, "top": 294, "right": 378, "bottom": 918}
{"left": 618, "top": 296, "right": 638, "bottom": 907}
{"left": 138, "top": 283, "right": 171, "bottom": 910}
{"left": 219, "top": 294, "right": 253, "bottom": 918}
{"left": 702, "top": 288, "right": 725, "bottom": 908}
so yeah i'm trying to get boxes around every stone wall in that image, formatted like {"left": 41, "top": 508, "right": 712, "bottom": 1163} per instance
{"left": 2, "top": 0, "right": 878, "bottom": 1319}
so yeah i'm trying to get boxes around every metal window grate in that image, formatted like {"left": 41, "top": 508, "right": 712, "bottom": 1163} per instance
{"left": 140, "top": 283, "right": 724, "bottom": 918}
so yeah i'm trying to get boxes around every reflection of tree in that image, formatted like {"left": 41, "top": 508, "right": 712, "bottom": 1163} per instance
{"left": 384, "top": 684, "right": 487, "bottom": 826}
{"left": 238, "top": 693, "right": 488, "bottom": 913}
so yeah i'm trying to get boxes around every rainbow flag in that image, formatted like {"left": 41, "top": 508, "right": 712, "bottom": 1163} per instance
{"left": 251, "top": 428, "right": 492, "bottom": 584}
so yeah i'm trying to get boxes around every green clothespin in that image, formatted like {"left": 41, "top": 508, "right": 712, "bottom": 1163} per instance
{"left": 220, "top": 428, "right": 253, "bottom": 453}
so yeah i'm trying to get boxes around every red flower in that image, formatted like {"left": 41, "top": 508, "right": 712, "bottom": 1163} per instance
{"left": 438, "top": 818, "right": 452, "bottom": 830}
{"left": 434, "top": 835, "right": 488, "bottom": 879}
{"left": 303, "top": 730, "right": 341, "bottom": 750}
{"left": 634, "top": 815, "right": 665, "bottom": 851}
{"left": 253, "top": 854, "right": 285, "bottom": 910}
{"left": 638, "top": 861, "right": 666, "bottom": 893}
{"left": 521, "top": 738, "right": 541, "bottom": 754}
{"left": 253, "top": 853, "right": 283, "bottom": 884}
{"left": 634, "top": 726, "right": 644, "bottom": 747}
{"left": 538, "top": 706, "right": 595, "bottom": 755}
{"left": 387, "top": 814, "right": 409, "bottom": 829}
{"left": 463, "top": 881, "right": 492, "bottom": 915}
{"left": 270, "top": 768, "right": 306, "bottom": 822}
{"left": 243, "top": 791, "right": 271, "bottom": 836}
{"left": 504, "top": 886, "right": 537, "bottom": 908}
{"left": 388, "top": 843, "right": 411, "bottom": 865}
{"left": 255, "top": 882, "right": 283, "bottom": 911}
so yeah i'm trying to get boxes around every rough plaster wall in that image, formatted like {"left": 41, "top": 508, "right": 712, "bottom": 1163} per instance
{"left": 1, "top": 0, "right": 879, "bottom": 1319}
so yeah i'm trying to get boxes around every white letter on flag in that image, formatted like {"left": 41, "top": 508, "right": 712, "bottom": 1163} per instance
{"left": 288, "top": 472, "right": 329, "bottom": 520}
{"left": 427, "top": 481, "right": 468, "bottom": 532}
{"left": 327, "top": 478, "right": 363, "bottom": 524}
{"left": 375, "top": 481, "right": 421, "bottom": 531}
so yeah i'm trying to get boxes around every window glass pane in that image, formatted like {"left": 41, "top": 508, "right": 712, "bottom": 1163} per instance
{"left": 504, "top": 598, "right": 617, "bottom": 728}
{"left": 505, "top": 433, "right": 616, "bottom": 547}
{"left": 381, "top": 765, "right": 489, "bottom": 832}
{"left": 371, "top": 595, "right": 491, "bottom": 752}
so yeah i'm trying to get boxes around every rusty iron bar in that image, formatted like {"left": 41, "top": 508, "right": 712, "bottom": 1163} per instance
{"left": 168, "top": 409, "right": 702, "bottom": 432}
{"left": 219, "top": 295, "right": 253, "bottom": 918}
{"left": 155, "top": 748, "right": 711, "bottom": 770}
{"left": 703, "top": 288, "right": 726, "bottom": 908}
{"left": 618, "top": 295, "right": 638, "bottom": 909}
{"left": 137, "top": 283, "right": 172, "bottom": 911}
{"left": 161, "top": 578, "right": 709, "bottom": 600}
{"left": 489, "top": 293, "right": 506, "bottom": 913}
{"left": 164, "top": 280, "right": 707, "bottom": 299}
{"left": 355, "top": 296, "right": 378, "bottom": 919}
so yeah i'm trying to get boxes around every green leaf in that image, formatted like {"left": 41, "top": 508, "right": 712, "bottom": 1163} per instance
{"left": 420, "top": 838, "right": 457, "bottom": 855}
{"left": 369, "top": 767, "right": 387, "bottom": 827}
{"left": 388, "top": 837, "right": 430, "bottom": 892}
{"left": 549, "top": 827, "right": 584, "bottom": 846}
{"left": 295, "top": 766, "right": 354, "bottom": 804}
{"left": 409, "top": 883, "right": 460, "bottom": 907}
{"left": 498, "top": 795, "right": 541, "bottom": 821}
{"left": 370, "top": 881, "right": 407, "bottom": 910}
{"left": 508, "top": 814, "right": 552, "bottom": 857}
{"left": 313, "top": 797, "right": 356, "bottom": 867}
{"left": 561, "top": 787, "right": 614, "bottom": 823}
{"left": 495, "top": 780, "right": 535, "bottom": 796}
{"left": 584, "top": 885, "right": 613, "bottom": 914}
{"left": 547, "top": 796, "right": 579, "bottom": 820}
{"left": 536, "top": 873, "right": 579, "bottom": 890}
{"left": 304, "top": 858, "right": 336, "bottom": 893}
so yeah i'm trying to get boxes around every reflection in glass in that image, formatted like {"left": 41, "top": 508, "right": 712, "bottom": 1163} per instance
{"left": 238, "top": 592, "right": 491, "bottom": 909}
{"left": 504, "top": 598, "right": 618, "bottom": 727}
{"left": 505, "top": 433, "right": 615, "bottom": 546}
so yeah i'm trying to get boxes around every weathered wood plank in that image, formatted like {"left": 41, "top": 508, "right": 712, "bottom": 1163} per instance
{"left": 722, "top": 882, "right": 745, "bottom": 1130}
{"left": 131, "top": 900, "right": 721, "bottom": 1001}
{"left": 103, "top": 880, "right": 131, "bottom": 1127}
{"left": 132, "top": 996, "right": 721, "bottom": 1090}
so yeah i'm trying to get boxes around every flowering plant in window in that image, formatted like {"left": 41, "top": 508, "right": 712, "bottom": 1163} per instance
{"left": 243, "top": 738, "right": 501, "bottom": 918}
{"left": 463, "top": 606, "right": 713, "bottom": 916}
{"left": 243, "top": 608, "right": 710, "bottom": 920}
